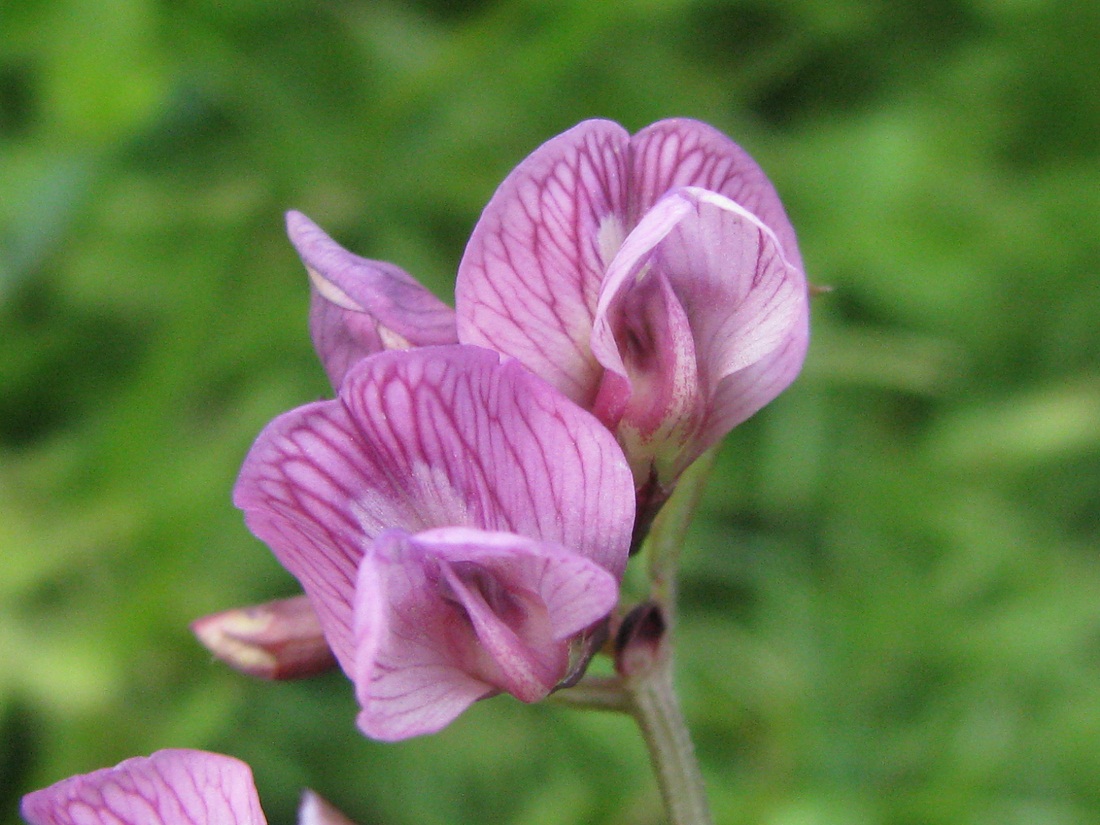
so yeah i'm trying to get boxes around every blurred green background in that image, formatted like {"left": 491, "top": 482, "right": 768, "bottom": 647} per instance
{"left": 2, "top": 0, "right": 1099, "bottom": 823}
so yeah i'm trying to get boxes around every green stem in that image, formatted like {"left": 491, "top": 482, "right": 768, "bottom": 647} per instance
{"left": 556, "top": 667, "right": 713, "bottom": 825}
{"left": 559, "top": 450, "right": 720, "bottom": 824}
{"left": 626, "top": 660, "right": 713, "bottom": 825}
{"left": 549, "top": 676, "right": 630, "bottom": 713}
{"left": 645, "top": 448, "right": 718, "bottom": 622}
{"left": 630, "top": 448, "right": 718, "bottom": 824}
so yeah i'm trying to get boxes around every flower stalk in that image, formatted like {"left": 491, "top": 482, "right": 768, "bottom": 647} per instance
{"left": 644, "top": 447, "right": 718, "bottom": 621}
{"left": 627, "top": 660, "right": 713, "bottom": 825}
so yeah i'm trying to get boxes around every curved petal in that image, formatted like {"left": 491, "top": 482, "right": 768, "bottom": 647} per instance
{"left": 455, "top": 120, "right": 631, "bottom": 405}
{"left": 354, "top": 527, "right": 618, "bottom": 740}
{"left": 701, "top": 325, "right": 808, "bottom": 452}
{"left": 592, "top": 188, "right": 808, "bottom": 484}
{"left": 287, "top": 211, "right": 457, "bottom": 389}
{"left": 234, "top": 345, "right": 634, "bottom": 673}
{"left": 21, "top": 750, "right": 266, "bottom": 825}
{"left": 628, "top": 118, "right": 803, "bottom": 271}
{"left": 353, "top": 529, "right": 495, "bottom": 741}
{"left": 595, "top": 269, "right": 703, "bottom": 486}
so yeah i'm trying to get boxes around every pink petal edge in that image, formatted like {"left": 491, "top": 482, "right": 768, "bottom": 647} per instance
{"left": 21, "top": 750, "right": 267, "bottom": 825}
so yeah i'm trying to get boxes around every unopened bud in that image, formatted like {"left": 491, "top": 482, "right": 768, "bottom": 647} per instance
{"left": 191, "top": 595, "right": 337, "bottom": 680}
{"left": 614, "top": 601, "right": 667, "bottom": 679}
{"left": 298, "top": 790, "right": 359, "bottom": 825}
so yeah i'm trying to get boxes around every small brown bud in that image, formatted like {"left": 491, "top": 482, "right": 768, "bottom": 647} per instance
{"left": 614, "top": 601, "right": 667, "bottom": 679}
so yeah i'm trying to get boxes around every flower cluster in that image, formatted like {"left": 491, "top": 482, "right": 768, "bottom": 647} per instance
{"left": 21, "top": 118, "right": 807, "bottom": 825}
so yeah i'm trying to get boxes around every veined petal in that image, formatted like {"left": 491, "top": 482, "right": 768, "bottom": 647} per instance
{"left": 354, "top": 527, "right": 618, "bottom": 740}
{"left": 628, "top": 118, "right": 803, "bottom": 271}
{"left": 595, "top": 269, "right": 703, "bottom": 485}
{"left": 456, "top": 118, "right": 804, "bottom": 431}
{"left": 287, "top": 211, "right": 457, "bottom": 389}
{"left": 21, "top": 750, "right": 266, "bottom": 825}
{"left": 456, "top": 120, "right": 631, "bottom": 406}
{"left": 702, "top": 326, "right": 808, "bottom": 452}
{"left": 234, "top": 345, "right": 634, "bottom": 674}
{"left": 592, "top": 188, "right": 808, "bottom": 485}
{"left": 334, "top": 346, "right": 635, "bottom": 577}
{"left": 646, "top": 190, "right": 805, "bottom": 413}
{"left": 353, "top": 529, "right": 491, "bottom": 741}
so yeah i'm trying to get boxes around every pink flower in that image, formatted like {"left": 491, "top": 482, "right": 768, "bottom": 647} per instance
{"left": 455, "top": 119, "right": 809, "bottom": 513}
{"left": 21, "top": 750, "right": 267, "bottom": 825}
{"left": 21, "top": 751, "right": 356, "bottom": 825}
{"left": 234, "top": 345, "right": 634, "bottom": 739}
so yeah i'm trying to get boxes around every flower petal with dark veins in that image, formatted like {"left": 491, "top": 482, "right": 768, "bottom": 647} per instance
{"left": 21, "top": 750, "right": 267, "bottom": 825}
{"left": 456, "top": 120, "right": 631, "bottom": 406}
{"left": 455, "top": 118, "right": 809, "bottom": 512}
{"left": 592, "top": 187, "right": 808, "bottom": 486}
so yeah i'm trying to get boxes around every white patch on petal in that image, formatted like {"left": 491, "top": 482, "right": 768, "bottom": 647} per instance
{"left": 377, "top": 325, "right": 414, "bottom": 350}
{"left": 350, "top": 462, "right": 470, "bottom": 537}
{"left": 597, "top": 215, "right": 626, "bottom": 271}
{"left": 410, "top": 462, "right": 471, "bottom": 526}
{"left": 308, "top": 266, "right": 364, "bottom": 311}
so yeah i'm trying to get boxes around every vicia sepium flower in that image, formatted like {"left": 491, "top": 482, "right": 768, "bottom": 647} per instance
{"left": 287, "top": 210, "right": 458, "bottom": 389}
{"left": 21, "top": 750, "right": 355, "bottom": 825}
{"left": 234, "top": 344, "right": 634, "bottom": 740}
{"left": 455, "top": 118, "right": 809, "bottom": 520}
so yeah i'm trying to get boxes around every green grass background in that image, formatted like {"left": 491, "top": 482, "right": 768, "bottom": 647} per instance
{"left": 2, "top": 0, "right": 1098, "bottom": 823}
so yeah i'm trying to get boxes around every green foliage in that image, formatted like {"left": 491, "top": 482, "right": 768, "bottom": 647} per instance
{"left": 2, "top": 0, "right": 1097, "bottom": 822}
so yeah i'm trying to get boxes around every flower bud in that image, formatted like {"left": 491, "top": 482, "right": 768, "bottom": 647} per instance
{"left": 191, "top": 595, "right": 336, "bottom": 680}
{"left": 614, "top": 601, "right": 667, "bottom": 679}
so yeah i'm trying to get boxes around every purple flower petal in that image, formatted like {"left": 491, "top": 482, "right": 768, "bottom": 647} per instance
{"left": 287, "top": 211, "right": 457, "bottom": 388}
{"left": 592, "top": 187, "right": 808, "bottom": 485}
{"left": 455, "top": 120, "right": 632, "bottom": 406}
{"left": 628, "top": 118, "right": 803, "bottom": 271}
{"left": 21, "top": 750, "right": 266, "bottom": 825}
{"left": 354, "top": 527, "right": 618, "bottom": 740}
{"left": 234, "top": 345, "right": 634, "bottom": 675}
{"left": 233, "top": 397, "right": 377, "bottom": 671}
